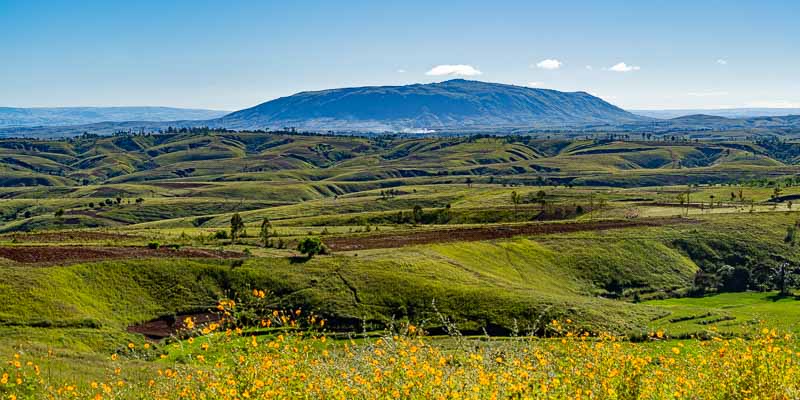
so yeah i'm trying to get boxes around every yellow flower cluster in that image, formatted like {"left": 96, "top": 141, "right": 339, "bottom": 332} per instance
{"left": 2, "top": 297, "right": 799, "bottom": 400}
{"left": 141, "top": 323, "right": 800, "bottom": 400}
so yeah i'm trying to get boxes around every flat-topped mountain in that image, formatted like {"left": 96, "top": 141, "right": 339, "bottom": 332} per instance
{"left": 215, "top": 79, "right": 647, "bottom": 131}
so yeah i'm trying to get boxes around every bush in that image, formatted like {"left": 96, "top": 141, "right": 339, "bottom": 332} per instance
{"left": 297, "top": 237, "right": 325, "bottom": 258}
{"left": 147, "top": 242, "right": 160, "bottom": 250}
{"left": 214, "top": 230, "right": 229, "bottom": 240}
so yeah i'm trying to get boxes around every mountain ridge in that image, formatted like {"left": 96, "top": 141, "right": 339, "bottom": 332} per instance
{"left": 0, "top": 106, "right": 229, "bottom": 128}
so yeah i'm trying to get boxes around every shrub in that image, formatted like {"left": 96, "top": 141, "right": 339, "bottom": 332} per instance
{"left": 297, "top": 237, "right": 325, "bottom": 258}
{"left": 147, "top": 242, "right": 160, "bottom": 250}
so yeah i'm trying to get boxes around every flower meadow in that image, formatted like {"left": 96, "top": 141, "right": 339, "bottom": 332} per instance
{"left": 2, "top": 293, "right": 799, "bottom": 400}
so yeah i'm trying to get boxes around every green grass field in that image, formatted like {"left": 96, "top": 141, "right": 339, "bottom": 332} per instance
{"left": 1, "top": 132, "right": 800, "bottom": 397}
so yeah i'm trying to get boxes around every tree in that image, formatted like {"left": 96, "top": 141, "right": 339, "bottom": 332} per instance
{"left": 718, "top": 265, "right": 750, "bottom": 292}
{"left": 297, "top": 237, "right": 324, "bottom": 258}
{"left": 770, "top": 262, "right": 798, "bottom": 296}
{"left": 259, "top": 217, "right": 272, "bottom": 247}
{"left": 773, "top": 186, "right": 783, "bottom": 201}
{"left": 412, "top": 205, "right": 424, "bottom": 224}
{"left": 465, "top": 177, "right": 473, "bottom": 188}
{"left": 510, "top": 191, "right": 521, "bottom": 216}
{"left": 230, "top": 213, "right": 245, "bottom": 243}
{"left": 786, "top": 225, "right": 797, "bottom": 245}
{"left": 54, "top": 209, "right": 64, "bottom": 218}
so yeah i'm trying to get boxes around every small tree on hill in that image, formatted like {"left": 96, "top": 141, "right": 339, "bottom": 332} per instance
{"left": 412, "top": 205, "right": 424, "bottom": 224}
{"left": 773, "top": 186, "right": 783, "bottom": 201}
{"left": 786, "top": 225, "right": 797, "bottom": 245}
{"left": 230, "top": 213, "right": 245, "bottom": 243}
{"left": 297, "top": 236, "right": 325, "bottom": 258}
{"left": 259, "top": 217, "right": 272, "bottom": 247}
{"left": 767, "top": 262, "right": 799, "bottom": 296}
{"left": 510, "top": 191, "right": 521, "bottom": 217}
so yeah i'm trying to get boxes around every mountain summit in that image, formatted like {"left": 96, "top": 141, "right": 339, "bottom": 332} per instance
{"left": 216, "top": 79, "right": 646, "bottom": 132}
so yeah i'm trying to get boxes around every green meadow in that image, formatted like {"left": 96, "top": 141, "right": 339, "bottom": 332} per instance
{"left": 0, "top": 131, "right": 799, "bottom": 394}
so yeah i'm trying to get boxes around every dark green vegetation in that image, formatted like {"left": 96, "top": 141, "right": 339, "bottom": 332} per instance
{"left": 0, "top": 130, "right": 799, "bottom": 383}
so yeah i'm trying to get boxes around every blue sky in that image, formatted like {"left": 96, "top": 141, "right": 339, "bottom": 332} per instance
{"left": 1, "top": 0, "right": 798, "bottom": 110}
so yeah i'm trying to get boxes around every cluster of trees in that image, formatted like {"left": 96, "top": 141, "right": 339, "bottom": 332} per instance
{"left": 378, "top": 189, "right": 404, "bottom": 199}
{"left": 686, "top": 224, "right": 800, "bottom": 297}
{"left": 3, "top": 196, "right": 147, "bottom": 221}
{"left": 226, "top": 213, "right": 325, "bottom": 258}
{"left": 691, "top": 262, "right": 799, "bottom": 296}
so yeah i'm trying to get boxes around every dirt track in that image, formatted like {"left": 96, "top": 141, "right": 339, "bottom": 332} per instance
{"left": 325, "top": 217, "right": 694, "bottom": 251}
{"left": 0, "top": 246, "right": 242, "bottom": 265}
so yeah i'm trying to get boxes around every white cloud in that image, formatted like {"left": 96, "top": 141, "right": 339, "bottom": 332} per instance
{"left": 589, "top": 92, "right": 618, "bottom": 101}
{"left": 608, "top": 62, "right": 640, "bottom": 72}
{"left": 716, "top": 59, "right": 728, "bottom": 65}
{"left": 534, "top": 59, "right": 562, "bottom": 70}
{"left": 396, "top": 69, "right": 406, "bottom": 73}
{"left": 585, "top": 65, "right": 593, "bottom": 70}
{"left": 687, "top": 91, "right": 729, "bottom": 97}
{"left": 425, "top": 64, "right": 482, "bottom": 76}
{"left": 527, "top": 82, "right": 544, "bottom": 87}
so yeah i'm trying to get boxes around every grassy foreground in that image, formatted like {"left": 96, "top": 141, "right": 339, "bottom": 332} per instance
{"left": 1, "top": 298, "right": 799, "bottom": 400}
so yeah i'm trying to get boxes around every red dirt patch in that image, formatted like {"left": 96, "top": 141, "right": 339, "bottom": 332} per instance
{"left": 0, "top": 245, "right": 243, "bottom": 265}
{"left": 325, "top": 217, "right": 696, "bottom": 251}
{"left": 2, "top": 231, "right": 142, "bottom": 243}
{"left": 127, "top": 312, "right": 221, "bottom": 340}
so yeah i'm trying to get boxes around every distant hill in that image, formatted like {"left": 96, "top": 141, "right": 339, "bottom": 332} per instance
{"left": 0, "top": 106, "right": 229, "bottom": 128}
{"left": 632, "top": 108, "right": 800, "bottom": 119}
{"left": 215, "top": 79, "right": 648, "bottom": 131}
{"left": 3, "top": 83, "right": 800, "bottom": 138}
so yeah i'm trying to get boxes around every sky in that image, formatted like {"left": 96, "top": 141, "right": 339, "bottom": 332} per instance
{"left": 1, "top": 0, "right": 799, "bottom": 111}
